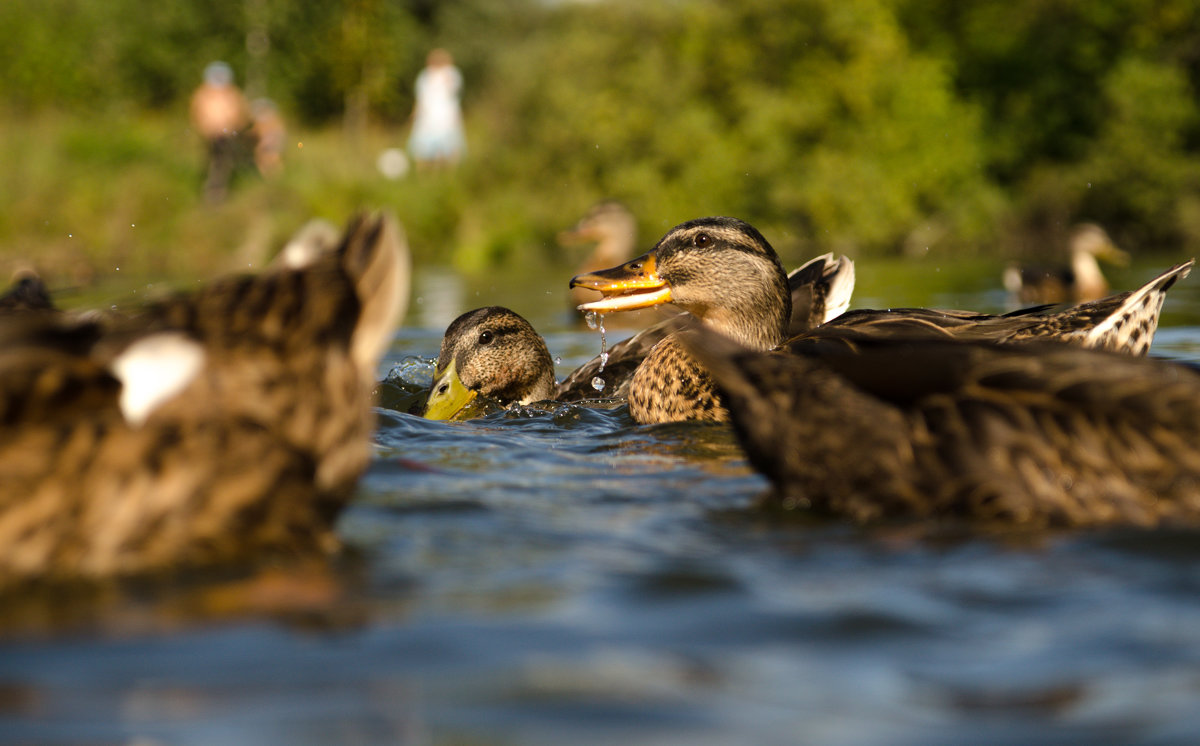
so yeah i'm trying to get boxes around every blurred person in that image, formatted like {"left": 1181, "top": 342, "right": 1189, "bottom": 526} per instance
{"left": 190, "top": 61, "right": 250, "bottom": 203}
{"left": 407, "top": 49, "right": 465, "bottom": 172}
{"left": 250, "top": 98, "right": 286, "bottom": 178}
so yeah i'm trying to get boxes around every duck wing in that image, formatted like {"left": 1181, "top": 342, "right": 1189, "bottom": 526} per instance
{"left": 687, "top": 327, "right": 1200, "bottom": 526}
{"left": 787, "top": 253, "right": 855, "bottom": 335}
{"left": 806, "top": 260, "right": 1192, "bottom": 355}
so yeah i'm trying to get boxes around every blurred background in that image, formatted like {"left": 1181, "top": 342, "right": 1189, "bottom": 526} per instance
{"left": 1, "top": 0, "right": 1198, "bottom": 290}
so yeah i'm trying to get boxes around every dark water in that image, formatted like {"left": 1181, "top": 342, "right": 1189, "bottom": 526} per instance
{"left": 4, "top": 260, "right": 1200, "bottom": 745}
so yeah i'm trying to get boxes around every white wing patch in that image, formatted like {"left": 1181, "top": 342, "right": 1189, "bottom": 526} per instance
{"left": 110, "top": 334, "right": 206, "bottom": 426}
{"left": 823, "top": 256, "right": 856, "bottom": 323}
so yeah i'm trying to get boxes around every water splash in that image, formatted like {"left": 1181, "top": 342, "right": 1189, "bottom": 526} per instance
{"left": 587, "top": 312, "right": 609, "bottom": 392}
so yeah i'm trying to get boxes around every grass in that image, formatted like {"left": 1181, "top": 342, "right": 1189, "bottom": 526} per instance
{"left": 0, "top": 110, "right": 485, "bottom": 292}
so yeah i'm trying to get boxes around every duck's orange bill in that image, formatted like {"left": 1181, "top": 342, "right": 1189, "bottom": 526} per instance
{"left": 568, "top": 252, "right": 671, "bottom": 313}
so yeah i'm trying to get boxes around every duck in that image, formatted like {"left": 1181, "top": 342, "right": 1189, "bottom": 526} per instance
{"left": 421, "top": 250, "right": 856, "bottom": 420}
{"left": 681, "top": 326, "right": 1200, "bottom": 527}
{"left": 570, "top": 216, "right": 1191, "bottom": 425}
{"left": 0, "top": 212, "right": 410, "bottom": 588}
{"left": 1002, "top": 223, "right": 1130, "bottom": 304}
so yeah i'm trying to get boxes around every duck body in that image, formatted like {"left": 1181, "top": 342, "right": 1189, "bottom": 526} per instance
{"left": 685, "top": 328, "right": 1200, "bottom": 527}
{"left": 571, "top": 217, "right": 1191, "bottom": 425}
{"left": 1003, "top": 223, "right": 1129, "bottom": 304}
{"left": 0, "top": 213, "right": 409, "bottom": 587}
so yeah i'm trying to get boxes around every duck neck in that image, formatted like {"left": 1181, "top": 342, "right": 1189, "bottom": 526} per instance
{"left": 1071, "top": 250, "right": 1106, "bottom": 297}
{"left": 697, "top": 259, "right": 791, "bottom": 350}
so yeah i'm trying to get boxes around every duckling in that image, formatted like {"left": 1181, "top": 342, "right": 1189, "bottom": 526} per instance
{"left": 571, "top": 217, "right": 1190, "bottom": 424}
{"left": 422, "top": 248, "right": 856, "bottom": 420}
{"left": 0, "top": 212, "right": 409, "bottom": 588}
{"left": 1003, "top": 223, "right": 1130, "bottom": 304}
{"left": 683, "top": 326, "right": 1200, "bottom": 527}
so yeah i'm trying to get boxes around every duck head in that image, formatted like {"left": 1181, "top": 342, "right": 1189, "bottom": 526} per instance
{"left": 569, "top": 216, "right": 791, "bottom": 350}
{"left": 424, "top": 306, "right": 556, "bottom": 420}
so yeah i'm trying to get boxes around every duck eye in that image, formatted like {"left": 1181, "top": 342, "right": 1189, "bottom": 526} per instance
{"left": 694, "top": 232, "right": 711, "bottom": 247}
{"left": 478, "top": 330, "right": 494, "bottom": 345}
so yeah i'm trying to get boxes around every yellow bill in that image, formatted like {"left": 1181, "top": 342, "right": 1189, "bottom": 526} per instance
{"left": 569, "top": 252, "right": 672, "bottom": 313}
{"left": 422, "top": 358, "right": 478, "bottom": 421}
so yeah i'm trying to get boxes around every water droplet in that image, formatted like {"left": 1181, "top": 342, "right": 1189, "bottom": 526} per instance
{"left": 554, "top": 356, "right": 562, "bottom": 365}
{"left": 600, "top": 351, "right": 609, "bottom": 367}
{"left": 591, "top": 376, "right": 606, "bottom": 392}
{"left": 585, "top": 311, "right": 598, "bottom": 330}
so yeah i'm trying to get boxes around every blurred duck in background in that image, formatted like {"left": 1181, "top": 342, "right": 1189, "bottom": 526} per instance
{"left": 1003, "top": 223, "right": 1130, "bottom": 304}
{"left": 0, "top": 269, "right": 55, "bottom": 314}
{"left": 0, "top": 212, "right": 409, "bottom": 589}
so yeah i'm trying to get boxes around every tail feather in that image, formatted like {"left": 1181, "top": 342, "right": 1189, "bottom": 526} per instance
{"left": 1083, "top": 260, "right": 1193, "bottom": 354}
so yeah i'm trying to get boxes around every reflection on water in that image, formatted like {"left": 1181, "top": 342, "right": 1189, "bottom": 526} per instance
{"left": 3, "top": 259, "right": 1200, "bottom": 745}
{"left": 409, "top": 266, "right": 466, "bottom": 331}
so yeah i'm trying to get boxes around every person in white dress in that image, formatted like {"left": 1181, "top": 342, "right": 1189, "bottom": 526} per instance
{"left": 407, "top": 48, "right": 466, "bottom": 172}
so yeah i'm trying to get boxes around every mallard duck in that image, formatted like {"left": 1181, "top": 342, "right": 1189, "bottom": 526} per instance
{"left": 570, "top": 216, "right": 1191, "bottom": 424}
{"left": 423, "top": 306, "right": 557, "bottom": 419}
{"left": 682, "top": 326, "right": 1200, "bottom": 526}
{"left": 0, "top": 269, "right": 55, "bottom": 314}
{"left": 421, "top": 251, "right": 856, "bottom": 420}
{"left": 1002, "top": 223, "right": 1130, "bottom": 304}
{"left": 0, "top": 212, "right": 409, "bottom": 588}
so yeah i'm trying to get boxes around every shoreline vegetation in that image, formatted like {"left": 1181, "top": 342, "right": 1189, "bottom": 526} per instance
{"left": 2, "top": 1, "right": 1199, "bottom": 292}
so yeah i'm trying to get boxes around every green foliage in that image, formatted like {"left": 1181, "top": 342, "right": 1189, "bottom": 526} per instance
{"left": 1, "top": 0, "right": 1199, "bottom": 279}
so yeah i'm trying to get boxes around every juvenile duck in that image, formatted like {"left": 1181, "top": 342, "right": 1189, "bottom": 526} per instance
{"left": 422, "top": 250, "right": 855, "bottom": 420}
{"left": 0, "top": 212, "right": 409, "bottom": 587}
{"left": 683, "top": 327, "right": 1200, "bottom": 527}
{"left": 571, "top": 216, "right": 1190, "bottom": 424}
{"left": 1002, "top": 223, "right": 1130, "bottom": 304}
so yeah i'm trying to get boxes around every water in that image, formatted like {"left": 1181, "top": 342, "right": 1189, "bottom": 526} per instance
{"left": 3, "top": 260, "right": 1200, "bottom": 745}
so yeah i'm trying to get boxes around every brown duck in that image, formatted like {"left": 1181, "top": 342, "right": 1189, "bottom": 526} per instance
{"left": 1002, "top": 223, "right": 1130, "bottom": 304}
{"left": 421, "top": 250, "right": 855, "bottom": 420}
{"left": 683, "top": 326, "right": 1200, "bottom": 527}
{"left": 0, "top": 212, "right": 410, "bottom": 587}
{"left": 570, "top": 216, "right": 1191, "bottom": 424}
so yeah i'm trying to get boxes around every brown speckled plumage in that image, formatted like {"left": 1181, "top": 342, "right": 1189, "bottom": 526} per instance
{"left": 432, "top": 306, "right": 557, "bottom": 407}
{"left": 0, "top": 212, "right": 409, "bottom": 587}
{"left": 687, "top": 329, "right": 1200, "bottom": 526}
{"left": 573, "top": 217, "right": 1191, "bottom": 425}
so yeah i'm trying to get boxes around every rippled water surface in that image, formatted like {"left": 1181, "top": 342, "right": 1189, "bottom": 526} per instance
{"left": 4, "top": 260, "right": 1200, "bottom": 745}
